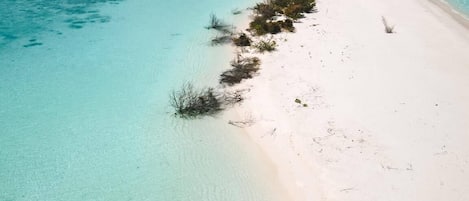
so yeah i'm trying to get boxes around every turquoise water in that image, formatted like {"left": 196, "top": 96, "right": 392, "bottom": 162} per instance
{"left": 445, "top": 0, "right": 469, "bottom": 16}
{"left": 0, "top": 1, "right": 289, "bottom": 201}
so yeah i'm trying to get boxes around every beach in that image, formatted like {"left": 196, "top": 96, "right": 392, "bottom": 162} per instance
{"left": 231, "top": 0, "right": 469, "bottom": 200}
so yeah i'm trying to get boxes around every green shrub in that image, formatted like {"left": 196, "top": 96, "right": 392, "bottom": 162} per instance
{"left": 206, "top": 14, "right": 228, "bottom": 31}
{"left": 253, "top": 3, "right": 278, "bottom": 19}
{"left": 249, "top": 17, "right": 282, "bottom": 35}
{"left": 284, "top": 4, "right": 305, "bottom": 19}
{"left": 254, "top": 39, "right": 277, "bottom": 53}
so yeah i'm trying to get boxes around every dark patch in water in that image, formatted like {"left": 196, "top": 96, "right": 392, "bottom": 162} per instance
{"left": 29, "top": 38, "right": 37, "bottom": 42}
{"left": 0, "top": 0, "right": 125, "bottom": 46}
{"left": 23, "top": 42, "right": 43, "bottom": 48}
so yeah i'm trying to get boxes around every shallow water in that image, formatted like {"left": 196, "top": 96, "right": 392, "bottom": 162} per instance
{"left": 0, "top": 0, "right": 288, "bottom": 201}
{"left": 445, "top": 0, "right": 469, "bottom": 16}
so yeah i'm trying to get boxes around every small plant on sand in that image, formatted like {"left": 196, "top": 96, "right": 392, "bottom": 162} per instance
{"left": 279, "top": 19, "right": 295, "bottom": 32}
{"left": 295, "top": 98, "right": 302, "bottom": 104}
{"left": 169, "top": 83, "right": 222, "bottom": 118}
{"left": 232, "top": 33, "right": 252, "bottom": 46}
{"left": 254, "top": 38, "right": 277, "bottom": 52}
{"left": 206, "top": 14, "right": 229, "bottom": 31}
{"left": 382, "top": 16, "right": 395, "bottom": 34}
{"left": 220, "top": 54, "right": 261, "bottom": 85}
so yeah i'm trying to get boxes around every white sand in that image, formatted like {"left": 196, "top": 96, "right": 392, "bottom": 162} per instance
{"left": 230, "top": 0, "right": 469, "bottom": 200}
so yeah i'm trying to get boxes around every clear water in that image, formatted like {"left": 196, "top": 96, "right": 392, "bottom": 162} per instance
{"left": 445, "top": 0, "right": 469, "bottom": 16}
{"left": 0, "top": 1, "right": 288, "bottom": 201}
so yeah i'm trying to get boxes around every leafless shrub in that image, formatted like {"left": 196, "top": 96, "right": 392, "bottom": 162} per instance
{"left": 206, "top": 14, "right": 229, "bottom": 31}
{"left": 220, "top": 54, "right": 261, "bottom": 86}
{"left": 169, "top": 83, "right": 222, "bottom": 118}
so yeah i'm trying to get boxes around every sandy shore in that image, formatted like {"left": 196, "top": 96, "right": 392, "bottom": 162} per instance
{"left": 229, "top": 0, "right": 469, "bottom": 200}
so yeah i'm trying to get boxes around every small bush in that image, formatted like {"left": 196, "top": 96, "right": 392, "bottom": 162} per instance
{"left": 169, "top": 83, "right": 222, "bottom": 118}
{"left": 249, "top": 17, "right": 282, "bottom": 35}
{"left": 254, "top": 39, "right": 277, "bottom": 53}
{"left": 206, "top": 14, "right": 229, "bottom": 31}
{"left": 279, "top": 19, "right": 295, "bottom": 32}
{"left": 253, "top": 3, "right": 279, "bottom": 19}
{"left": 232, "top": 33, "right": 251, "bottom": 46}
{"left": 295, "top": 98, "right": 302, "bottom": 104}
{"left": 220, "top": 54, "right": 261, "bottom": 85}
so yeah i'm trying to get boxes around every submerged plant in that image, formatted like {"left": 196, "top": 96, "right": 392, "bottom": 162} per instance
{"left": 169, "top": 83, "right": 222, "bottom": 118}
{"left": 206, "top": 14, "right": 229, "bottom": 31}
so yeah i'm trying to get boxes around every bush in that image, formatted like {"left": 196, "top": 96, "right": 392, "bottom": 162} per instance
{"left": 211, "top": 35, "right": 232, "bottom": 46}
{"left": 232, "top": 33, "right": 251, "bottom": 46}
{"left": 284, "top": 4, "right": 304, "bottom": 19}
{"left": 254, "top": 39, "right": 277, "bottom": 53}
{"left": 169, "top": 83, "right": 222, "bottom": 118}
{"left": 249, "top": 16, "right": 282, "bottom": 35}
{"left": 253, "top": 3, "right": 279, "bottom": 19}
{"left": 279, "top": 19, "right": 295, "bottom": 32}
{"left": 220, "top": 55, "right": 261, "bottom": 85}
{"left": 206, "top": 14, "right": 228, "bottom": 31}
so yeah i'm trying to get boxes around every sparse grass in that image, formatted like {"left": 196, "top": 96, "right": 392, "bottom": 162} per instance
{"left": 254, "top": 39, "right": 277, "bottom": 52}
{"left": 382, "top": 16, "right": 395, "bottom": 34}
{"left": 211, "top": 35, "right": 232, "bottom": 46}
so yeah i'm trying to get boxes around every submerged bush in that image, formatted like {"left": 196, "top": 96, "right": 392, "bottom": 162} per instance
{"left": 206, "top": 14, "right": 229, "bottom": 31}
{"left": 169, "top": 83, "right": 222, "bottom": 118}
{"left": 220, "top": 55, "right": 261, "bottom": 85}
{"left": 253, "top": 3, "right": 279, "bottom": 19}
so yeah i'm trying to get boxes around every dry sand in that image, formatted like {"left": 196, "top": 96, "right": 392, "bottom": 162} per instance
{"left": 229, "top": 0, "right": 469, "bottom": 200}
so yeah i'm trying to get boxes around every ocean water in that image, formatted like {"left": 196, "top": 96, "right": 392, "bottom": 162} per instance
{"left": 0, "top": 1, "right": 289, "bottom": 201}
{"left": 445, "top": 0, "right": 469, "bottom": 16}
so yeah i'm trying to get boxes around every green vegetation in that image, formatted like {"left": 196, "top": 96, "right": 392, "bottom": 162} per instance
{"left": 254, "top": 39, "right": 277, "bottom": 53}
{"left": 249, "top": 0, "right": 316, "bottom": 35}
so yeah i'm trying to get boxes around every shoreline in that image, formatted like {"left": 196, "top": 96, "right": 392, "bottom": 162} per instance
{"left": 428, "top": 0, "right": 469, "bottom": 30}
{"left": 227, "top": 0, "right": 469, "bottom": 200}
